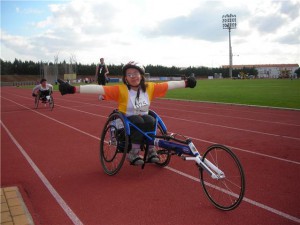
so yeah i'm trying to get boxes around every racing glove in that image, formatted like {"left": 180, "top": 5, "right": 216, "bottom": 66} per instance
{"left": 185, "top": 76, "right": 197, "bottom": 88}
{"left": 58, "top": 79, "right": 76, "bottom": 95}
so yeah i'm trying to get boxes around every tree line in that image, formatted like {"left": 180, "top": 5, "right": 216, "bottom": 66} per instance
{"left": 1, "top": 58, "right": 259, "bottom": 78}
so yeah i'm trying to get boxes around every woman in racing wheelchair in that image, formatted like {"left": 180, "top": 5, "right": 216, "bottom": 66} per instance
{"left": 58, "top": 61, "right": 196, "bottom": 165}
{"left": 32, "top": 78, "right": 53, "bottom": 103}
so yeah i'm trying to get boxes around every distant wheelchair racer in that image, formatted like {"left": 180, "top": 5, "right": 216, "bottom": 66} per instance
{"left": 32, "top": 78, "right": 54, "bottom": 110}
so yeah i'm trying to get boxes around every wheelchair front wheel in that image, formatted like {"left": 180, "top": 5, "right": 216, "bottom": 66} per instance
{"left": 34, "top": 95, "right": 39, "bottom": 109}
{"left": 49, "top": 96, "right": 54, "bottom": 111}
{"left": 100, "top": 112, "right": 128, "bottom": 175}
{"left": 155, "top": 123, "right": 171, "bottom": 167}
{"left": 200, "top": 144, "right": 245, "bottom": 211}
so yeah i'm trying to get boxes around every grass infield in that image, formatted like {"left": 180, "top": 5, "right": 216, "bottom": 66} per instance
{"left": 22, "top": 78, "right": 300, "bottom": 109}
{"left": 165, "top": 79, "right": 300, "bottom": 109}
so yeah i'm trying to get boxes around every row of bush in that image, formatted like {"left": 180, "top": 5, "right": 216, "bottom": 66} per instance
{"left": 1, "top": 58, "right": 259, "bottom": 78}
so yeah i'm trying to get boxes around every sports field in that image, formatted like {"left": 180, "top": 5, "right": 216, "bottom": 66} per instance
{"left": 166, "top": 79, "right": 300, "bottom": 109}
{"left": 44, "top": 78, "right": 300, "bottom": 109}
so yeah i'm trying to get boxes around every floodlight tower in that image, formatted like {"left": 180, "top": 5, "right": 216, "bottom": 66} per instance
{"left": 222, "top": 14, "right": 237, "bottom": 78}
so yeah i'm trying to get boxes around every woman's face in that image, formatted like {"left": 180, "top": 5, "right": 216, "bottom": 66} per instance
{"left": 125, "top": 68, "right": 141, "bottom": 87}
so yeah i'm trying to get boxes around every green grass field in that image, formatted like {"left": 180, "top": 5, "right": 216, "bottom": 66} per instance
{"left": 165, "top": 79, "right": 300, "bottom": 109}
{"left": 22, "top": 79, "right": 300, "bottom": 109}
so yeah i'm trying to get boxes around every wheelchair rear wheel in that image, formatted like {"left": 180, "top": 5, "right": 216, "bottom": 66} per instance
{"left": 100, "top": 112, "right": 128, "bottom": 175}
{"left": 199, "top": 144, "right": 245, "bottom": 211}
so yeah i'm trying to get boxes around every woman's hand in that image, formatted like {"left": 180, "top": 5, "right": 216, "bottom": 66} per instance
{"left": 57, "top": 79, "right": 76, "bottom": 95}
{"left": 185, "top": 76, "right": 197, "bottom": 88}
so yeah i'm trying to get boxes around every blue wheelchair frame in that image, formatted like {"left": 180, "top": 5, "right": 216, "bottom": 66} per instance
{"left": 115, "top": 110, "right": 205, "bottom": 167}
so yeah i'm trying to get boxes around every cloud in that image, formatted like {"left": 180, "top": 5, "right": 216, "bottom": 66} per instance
{"left": 278, "top": 0, "right": 300, "bottom": 19}
{"left": 250, "top": 15, "right": 287, "bottom": 33}
{"left": 0, "top": 30, "right": 42, "bottom": 60}
{"left": 142, "top": 2, "right": 251, "bottom": 42}
{"left": 36, "top": 1, "right": 119, "bottom": 34}
{"left": 276, "top": 27, "right": 300, "bottom": 45}
{"left": 1, "top": 0, "right": 299, "bottom": 67}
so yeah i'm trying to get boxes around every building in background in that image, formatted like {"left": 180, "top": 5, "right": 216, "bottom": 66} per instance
{"left": 222, "top": 64, "right": 299, "bottom": 78}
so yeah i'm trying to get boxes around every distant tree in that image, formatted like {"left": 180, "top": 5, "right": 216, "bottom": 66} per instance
{"left": 0, "top": 58, "right": 258, "bottom": 78}
{"left": 295, "top": 68, "right": 300, "bottom": 78}
{"left": 1, "top": 59, "right": 14, "bottom": 75}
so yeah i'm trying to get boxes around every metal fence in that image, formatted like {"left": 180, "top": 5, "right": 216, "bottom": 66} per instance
{"left": 1, "top": 81, "right": 37, "bottom": 86}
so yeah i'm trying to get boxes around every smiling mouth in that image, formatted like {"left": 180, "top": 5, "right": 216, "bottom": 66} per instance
{"left": 130, "top": 79, "right": 140, "bottom": 83}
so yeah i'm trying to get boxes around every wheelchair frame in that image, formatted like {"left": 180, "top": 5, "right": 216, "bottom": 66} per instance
{"left": 99, "top": 109, "right": 246, "bottom": 211}
{"left": 34, "top": 91, "right": 54, "bottom": 111}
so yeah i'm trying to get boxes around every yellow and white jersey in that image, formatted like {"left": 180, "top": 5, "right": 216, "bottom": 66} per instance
{"left": 102, "top": 83, "right": 168, "bottom": 116}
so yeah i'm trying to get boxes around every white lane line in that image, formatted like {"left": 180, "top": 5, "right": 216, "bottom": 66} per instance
{"left": 55, "top": 97, "right": 300, "bottom": 141}
{"left": 165, "top": 166, "right": 300, "bottom": 224}
{"left": 151, "top": 105, "right": 300, "bottom": 127}
{"left": 5, "top": 92, "right": 300, "bottom": 140}
{"left": 185, "top": 136, "right": 300, "bottom": 165}
{"left": 1, "top": 121, "right": 84, "bottom": 225}
{"left": 165, "top": 115, "right": 300, "bottom": 141}
{"left": 1, "top": 96, "right": 100, "bottom": 140}
{"left": 58, "top": 96, "right": 300, "bottom": 127}
{"left": 2, "top": 95, "right": 300, "bottom": 165}
{"left": 156, "top": 98, "right": 300, "bottom": 114}
{"left": 53, "top": 104, "right": 300, "bottom": 165}
{"left": 2, "top": 96, "right": 300, "bottom": 224}
{"left": 53, "top": 104, "right": 300, "bottom": 161}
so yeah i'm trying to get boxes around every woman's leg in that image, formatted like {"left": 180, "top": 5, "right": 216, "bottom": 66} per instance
{"left": 127, "top": 115, "right": 145, "bottom": 165}
{"left": 141, "top": 115, "right": 156, "bottom": 133}
{"left": 127, "top": 115, "right": 159, "bottom": 164}
{"left": 127, "top": 115, "right": 145, "bottom": 144}
{"left": 141, "top": 115, "right": 159, "bottom": 163}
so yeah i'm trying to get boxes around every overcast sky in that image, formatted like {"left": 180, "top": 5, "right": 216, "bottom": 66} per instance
{"left": 1, "top": 0, "right": 300, "bottom": 67}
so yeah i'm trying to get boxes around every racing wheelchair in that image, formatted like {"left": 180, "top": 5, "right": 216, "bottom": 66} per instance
{"left": 100, "top": 109, "right": 246, "bottom": 211}
{"left": 34, "top": 90, "right": 54, "bottom": 111}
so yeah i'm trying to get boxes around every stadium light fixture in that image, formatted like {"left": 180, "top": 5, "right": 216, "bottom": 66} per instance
{"left": 222, "top": 14, "right": 237, "bottom": 78}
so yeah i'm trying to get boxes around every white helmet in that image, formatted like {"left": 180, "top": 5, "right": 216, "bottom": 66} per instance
{"left": 122, "top": 61, "right": 145, "bottom": 75}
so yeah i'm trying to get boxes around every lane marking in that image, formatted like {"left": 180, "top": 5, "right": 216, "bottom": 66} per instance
{"left": 2, "top": 95, "right": 299, "bottom": 165}
{"left": 2, "top": 96, "right": 300, "bottom": 224}
{"left": 165, "top": 115, "right": 300, "bottom": 141}
{"left": 55, "top": 102, "right": 300, "bottom": 144}
{"left": 53, "top": 97, "right": 300, "bottom": 141}
{"left": 151, "top": 105, "right": 300, "bottom": 127}
{"left": 165, "top": 167, "right": 300, "bottom": 224}
{"left": 56, "top": 95, "right": 300, "bottom": 127}
{"left": 4, "top": 92, "right": 300, "bottom": 141}
{"left": 1, "top": 96, "right": 100, "bottom": 140}
{"left": 157, "top": 98, "right": 300, "bottom": 114}
{"left": 186, "top": 136, "right": 300, "bottom": 165}
{"left": 1, "top": 121, "right": 83, "bottom": 225}
{"left": 6, "top": 90, "right": 300, "bottom": 128}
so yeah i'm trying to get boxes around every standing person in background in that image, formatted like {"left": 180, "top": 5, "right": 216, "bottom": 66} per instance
{"left": 95, "top": 58, "right": 109, "bottom": 85}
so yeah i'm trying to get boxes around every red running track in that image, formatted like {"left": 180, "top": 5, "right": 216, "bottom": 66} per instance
{"left": 1, "top": 86, "right": 300, "bottom": 225}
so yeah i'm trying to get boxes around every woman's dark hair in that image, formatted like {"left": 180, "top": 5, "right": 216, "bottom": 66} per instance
{"left": 121, "top": 61, "right": 148, "bottom": 93}
{"left": 40, "top": 78, "right": 47, "bottom": 84}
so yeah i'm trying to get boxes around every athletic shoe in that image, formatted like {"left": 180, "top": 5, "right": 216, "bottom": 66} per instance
{"left": 127, "top": 148, "right": 144, "bottom": 165}
{"left": 147, "top": 148, "right": 160, "bottom": 163}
